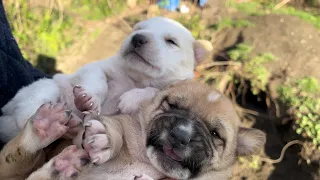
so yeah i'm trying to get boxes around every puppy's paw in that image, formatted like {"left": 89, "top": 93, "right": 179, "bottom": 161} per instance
{"left": 51, "top": 145, "right": 90, "bottom": 179}
{"left": 73, "top": 85, "right": 101, "bottom": 115}
{"left": 63, "top": 114, "right": 83, "bottom": 139}
{"left": 134, "top": 174, "right": 154, "bottom": 180}
{"left": 29, "top": 102, "right": 73, "bottom": 148}
{"left": 118, "top": 87, "right": 159, "bottom": 114}
{"left": 82, "top": 120, "right": 111, "bottom": 164}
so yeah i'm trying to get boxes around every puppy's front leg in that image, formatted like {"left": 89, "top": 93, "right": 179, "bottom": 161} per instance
{"left": 26, "top": 145, "right": 90, "bottom": 180}
{"left": 80, "top": 115, "right": 124, "bottom": 164}
{"left": 118, "top": 87, "right": 159, "bottom": 114}
{"left": 0, "top": 103, "right": 79, "bottom": 180}
{"left": 70, "top": 62, "right": 109, "bottom": 115}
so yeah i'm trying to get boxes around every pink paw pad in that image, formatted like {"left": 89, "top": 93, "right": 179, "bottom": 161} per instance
{"left": 32, "top": 102, "right": 72, "bottom": 141}
{"left": 52, "top": 145, "right": 90, "bottom": 178}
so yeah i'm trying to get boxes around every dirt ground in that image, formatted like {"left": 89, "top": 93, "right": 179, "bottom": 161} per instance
{"left": 54, "top": 1, "right": 320, "bottom": 179}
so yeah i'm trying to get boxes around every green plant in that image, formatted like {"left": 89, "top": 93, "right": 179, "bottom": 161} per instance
{"left": 158, "top": 0, "right": 169, "bottom": 7}
{"left": 228, "top": 0, "right": 265, "bottom": 16}
{"left": 209, "top": 18, "right": 255, "bottom": 31}
{"left": 228, "top": 43, "right": 253, "bottom": 61}
{"left": 175, "top": 15, "right": 204, "bottom": 38}
{"left": 71, "top": 0, "right": 126, "bottom": 20}
{"left": 228, "top": 0, "right": 320, "bottom": 29}
{"left": 278, "top": 77, "right": 320, "bottom": 146}
{"left": 5, "top": 0, "right": 81, "bottom": 67}
{"left": 228, "top": 43, "right": 275, "bottom": 94}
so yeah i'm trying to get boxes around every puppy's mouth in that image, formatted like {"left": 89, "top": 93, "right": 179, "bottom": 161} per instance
{"left": 162, "top": 145, "right": 183, "bottom": 162}
{"left": 125, "top": 50, "right": 156, "bottom": 69}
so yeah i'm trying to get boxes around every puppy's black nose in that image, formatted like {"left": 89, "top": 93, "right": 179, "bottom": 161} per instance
{"left": 131, "top": 34, "right": 147, "bottom": 48}
{"left": 170, "top": 126, "right": 191, "bottom": 146}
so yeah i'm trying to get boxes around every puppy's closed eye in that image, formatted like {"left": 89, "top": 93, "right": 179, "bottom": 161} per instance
{"left": 165, "top": 38, "right": 178, "bottom": 47}
{"left": 210, "top": 130, "right": 224, "bottom": 148}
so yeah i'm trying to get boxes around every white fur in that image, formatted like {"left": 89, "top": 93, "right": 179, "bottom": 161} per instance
{"left": 0, "top": 17, "right": 210, "bottom": 143}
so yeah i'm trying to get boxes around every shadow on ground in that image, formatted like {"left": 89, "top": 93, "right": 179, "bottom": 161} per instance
{"left": 35, "top": 54, "right": 62, "bottom": 75}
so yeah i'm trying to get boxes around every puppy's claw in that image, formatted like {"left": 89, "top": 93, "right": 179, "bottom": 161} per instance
{"left": 70, "top": 172, "right": 78, "bottom": 178}
{"left": 88, "top": 139, "right": 95, "bottom": 144}
{"left": 75, "top": 85, "right": 81, "bottom": 88}
{"left": 89, "top": 102, "right": 93, "bottom": 107}
{"left": 84, "top": 122, "right": 92, "bottom": 127}
{"left": 92, "top": 158, "right": 100, "bottom": 164}
{"left": 134, "top": 175, "right": 142, "bottom": 179}
{"left": 82, "top": 94, "right": 86, "bottom": 98}
{"left": 83, "top": 111, "right": 90, "bottom": 115}
{"left": 65, "top": 110, "right": 72, "bottom": 117}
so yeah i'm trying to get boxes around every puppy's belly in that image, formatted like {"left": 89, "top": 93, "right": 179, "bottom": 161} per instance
{"left": 79, "top": 161, "right": 164, "bottom": 180}
{"left": 101, "top": 79, "right": 136, "bottom": 115}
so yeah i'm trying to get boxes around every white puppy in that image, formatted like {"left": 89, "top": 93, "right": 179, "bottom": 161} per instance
{"left": 0, "top": 17, "right": 212, "bottom": 143}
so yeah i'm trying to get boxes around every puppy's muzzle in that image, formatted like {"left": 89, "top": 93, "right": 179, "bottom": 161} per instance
{"left": 169, "top": 126, "right": 191, "bottom": 146}
{"left": 131, "top": 34, "right": 148, "bottom": 48}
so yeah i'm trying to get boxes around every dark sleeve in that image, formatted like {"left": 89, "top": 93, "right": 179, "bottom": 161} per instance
{"left": 0, "top": 0, "right": 49, "bottom": 111}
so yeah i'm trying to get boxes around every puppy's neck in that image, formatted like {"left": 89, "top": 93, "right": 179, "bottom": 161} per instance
{"left": 124, "top": 67, "right": 163, "bottom": 88}
{"left": 118, "top": 115, "right": 150, "bottom": 163}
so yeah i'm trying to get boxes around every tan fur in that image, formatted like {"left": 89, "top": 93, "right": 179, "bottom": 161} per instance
{"left": 0, "top": 118, "right": 46, "bottom": 180}
{"left": 1, "top": 80, "right": 266, "bottom": 180}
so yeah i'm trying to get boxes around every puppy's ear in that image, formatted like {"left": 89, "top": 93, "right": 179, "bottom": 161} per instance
{"left": 193, "top": 40, "right": 213, "bottom": 65}
{"left": 236, "top": 127, "right": 266, "bottom": 156}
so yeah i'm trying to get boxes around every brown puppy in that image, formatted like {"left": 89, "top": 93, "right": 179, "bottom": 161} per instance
{"left": 0, "top": 103, "right": 86, "bottom": 180}
{"left": 1, "top": 80, "right": 266, "bottom": 180}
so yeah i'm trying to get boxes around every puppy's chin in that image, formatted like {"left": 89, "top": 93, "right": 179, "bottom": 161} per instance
{"left": 124, "top": 50, "right": 156, "bottom": 69}
{"left": 146, "top": 146, "right": 191, "bottom": 179}
{"left": 121, "top": 47, "right": 164, "bottom": 77}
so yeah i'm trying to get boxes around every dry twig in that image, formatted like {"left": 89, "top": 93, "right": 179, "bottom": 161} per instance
{"left": 274, "top": 0, "right": 291, "bottom": 9}
{"left": 55, "top": 0, "right": 64, "bottom": 27}
{"left": 196, "top": 61, "right": 242, "bottom": 71}
{"left": 105, "top": 0, "right": 132, "bottom": 31}
{"left": 261, "top": 140, "right": 305, "bottom": 164}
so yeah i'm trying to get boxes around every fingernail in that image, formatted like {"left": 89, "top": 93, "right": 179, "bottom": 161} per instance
{"left": 75, "top": 85, "right": 81, "bottom": 88}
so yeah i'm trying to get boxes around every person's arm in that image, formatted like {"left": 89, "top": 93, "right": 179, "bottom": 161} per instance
{"left": 0, "top": 0, "right": 49, "bottom": 111}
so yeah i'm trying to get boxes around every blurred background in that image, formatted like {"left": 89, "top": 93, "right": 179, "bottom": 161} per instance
{"left": 2, "top": 0, "right": 320, "bottom": 179}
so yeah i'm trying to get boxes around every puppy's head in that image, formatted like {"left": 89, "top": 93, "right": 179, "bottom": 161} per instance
{"left": 139, "top": 80, "right": 266, "bottom": 179}
{"left": 120, "top": 17, "right": 212, "bottom": 85}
